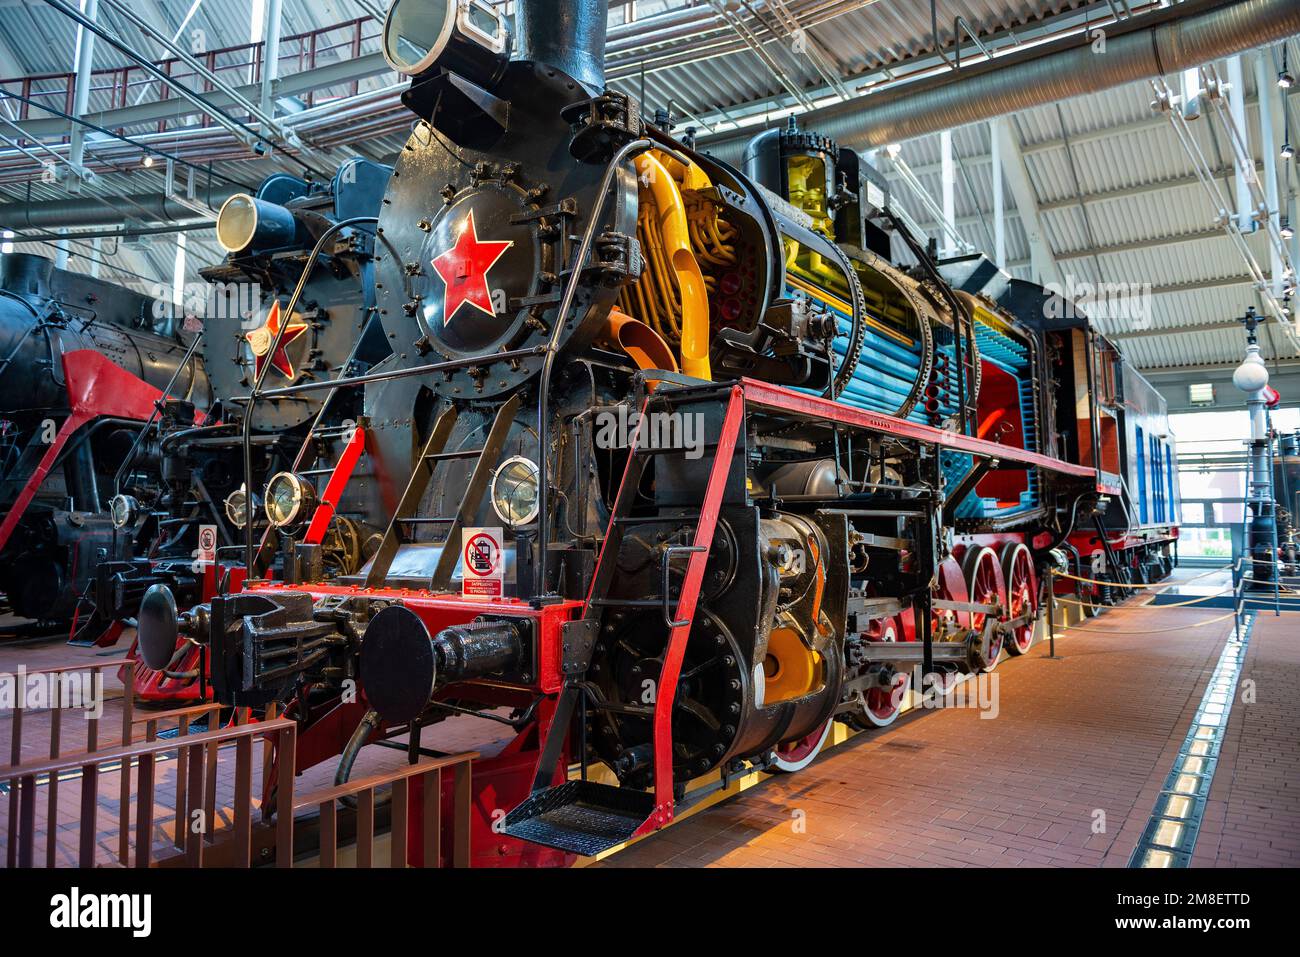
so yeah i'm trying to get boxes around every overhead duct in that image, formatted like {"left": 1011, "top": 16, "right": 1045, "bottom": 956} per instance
{"left": 1, "top": 189, "right": 239, "bottom": 230}
{"left": 698, "top": 0, "right": 1300, "bottom": 164}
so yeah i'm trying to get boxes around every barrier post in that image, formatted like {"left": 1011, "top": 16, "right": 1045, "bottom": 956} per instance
{"left": 1046, "top": 566, "right": 1061, "bottom": 659}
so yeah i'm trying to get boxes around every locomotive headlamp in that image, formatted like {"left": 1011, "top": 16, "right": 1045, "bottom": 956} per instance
{"left": 490, "top": 455, "right": 539, "bottom": 527}
{"left": 381, "top": 0, "right": 510, "bottom": 86}
{"left": 216, "top": 193, "right": 296, "bottom": 253}
{"left": 264, "top": 472, "right": 317, "bottom": 529}
{"left": 225, "top": 485, "right": 252, "bottom": 529}
{"left": 109, "top": 493, "right": 138, "bottom": 529}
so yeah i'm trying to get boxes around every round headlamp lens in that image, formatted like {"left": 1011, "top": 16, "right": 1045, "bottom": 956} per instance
{"left": 264, "top": 472, "right": 315, "bottom": 528}
{"left": 490, "top": 456, "right": 539, "bottom": 526}
{"left": 110, "top": 493, "right": 138, "bottom": 529}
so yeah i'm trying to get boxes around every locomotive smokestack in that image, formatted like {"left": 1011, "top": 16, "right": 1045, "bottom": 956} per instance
{"left": 514, "top": 0, "right": 607, "bottom": 95}
{"left": 0, "top": 253, "right": 54, "bottom": 300}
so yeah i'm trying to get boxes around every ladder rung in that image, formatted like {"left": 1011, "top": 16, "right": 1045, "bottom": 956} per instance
{"left": 611, "top": 513, "right": 700, "bottom": 525}
{"left": 588, "top": 598, "right": 669, "bottom": 608}
{"left": 298, "top": 467, "right": 333, "bottom": 476}
{"left": 397, "top": 517, "right": 456, "bottom": 524}
{"left": 632, "top": 441, "right": 720, "bottom": 456}
{"left": 424, "top": 448, "right": 484, "bottom": 462}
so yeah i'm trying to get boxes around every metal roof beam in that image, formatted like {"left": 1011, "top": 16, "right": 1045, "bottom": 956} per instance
{"left": 1055, "top": 226, "right": 1226, "bottom": 261}
{"left": 992, "top": 115, "right": 1063, "bottom": 287}
{"left": 1140, "top": 357, "right": 1300, "bottom": 374}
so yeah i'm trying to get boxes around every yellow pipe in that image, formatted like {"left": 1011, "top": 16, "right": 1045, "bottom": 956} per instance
{"left": 635, "top": 153, "right": 711, "bottom": 380}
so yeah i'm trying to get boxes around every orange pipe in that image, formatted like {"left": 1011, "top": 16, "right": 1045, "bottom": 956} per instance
{"left": 635, "top": 152, "right": 711, "bottom": 380}
{"left": 601, "top": 308, "right": 679, "bottom": 374}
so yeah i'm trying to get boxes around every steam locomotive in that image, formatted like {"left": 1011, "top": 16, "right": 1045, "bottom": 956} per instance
{"left": 100, "top": 158, "right": 393, "bottom": 700}
{"left": 133, "top": 0, "right": 1178, "bottom": 865}
{"left": 0, "top": 252, "right": 209, "bottom": 631}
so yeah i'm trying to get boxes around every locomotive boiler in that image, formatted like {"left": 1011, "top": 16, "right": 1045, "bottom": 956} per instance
{"left": 0, "top": 252, "right": 209, "bottom": 626}
{"left": 134, "top": 0, "right": 1178, "bottom": 864}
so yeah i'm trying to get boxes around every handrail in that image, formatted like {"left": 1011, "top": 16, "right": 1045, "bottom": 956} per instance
{"left": 4, "top": 714, "right": 296, "bottom": 868}
{"left": 293, "top": 751, "right": 477, "bottom": 868}
{"left": 0, "top": 17, "right": 374, "bottom": 87}
{"left": 4, "top": 656, "right": 135, "bottom": 866}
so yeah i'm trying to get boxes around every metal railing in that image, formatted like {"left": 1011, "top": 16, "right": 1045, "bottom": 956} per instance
{"left": 0, "top": 18, "right": 377, "bottom": 138}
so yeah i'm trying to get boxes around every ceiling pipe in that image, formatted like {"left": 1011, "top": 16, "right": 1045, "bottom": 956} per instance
{"left": 3, "top": 188, "right": 240, "bottom": 229}
{"left": 698, "top": 0, "right": 1300, "bottom": 163}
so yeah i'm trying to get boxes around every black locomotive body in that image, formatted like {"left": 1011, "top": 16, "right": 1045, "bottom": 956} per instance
{"left": 134, "top": 0, "right": 1178, "bottom": 864}
{"left": 0, "top": 253, "right": 209, "bottom": 627}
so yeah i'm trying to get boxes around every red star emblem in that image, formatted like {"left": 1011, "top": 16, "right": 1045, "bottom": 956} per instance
{"left": 430, "top": 209, "right": 512, "bottom": 325}
{"left": 248, "top": 299, "right": 309, "bottom": 380}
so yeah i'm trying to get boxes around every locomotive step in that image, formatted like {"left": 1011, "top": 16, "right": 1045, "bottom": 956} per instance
{"left": 501, "top": 780, "right": 657, "bottom": 857}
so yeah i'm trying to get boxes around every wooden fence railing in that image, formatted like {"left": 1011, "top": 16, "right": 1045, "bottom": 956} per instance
{"left": 293, "top": 752, "right": 477, "bottom": 868}
{"left": 3, "top": 658, "right": 478, "bottom": 868}
{"left": 3, "top": 714, "right": 296, "bottom": 867}
{"left": 4, "top": 658, "right": 134, "bottom": 867}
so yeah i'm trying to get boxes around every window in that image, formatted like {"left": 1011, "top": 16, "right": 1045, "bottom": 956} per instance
{"left": 1188, "top": 382, "right": 1215, "bottom": 406}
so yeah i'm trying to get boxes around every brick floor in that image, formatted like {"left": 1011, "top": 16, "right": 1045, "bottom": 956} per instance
{"left": 4, "top": 594, "right": 1296, "bottom": 869}
{"left": 1189, "top": 611, "right": 1300, "bottom": 868}
{"left": 601, "top": 601, "right": 1298, "bottom": 868}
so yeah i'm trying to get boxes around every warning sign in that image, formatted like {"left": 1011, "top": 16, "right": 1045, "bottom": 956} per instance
{"left": 197, "top": 524, "right": 217, "bottom": 564}
{"left": 461, "top": 527, "right": 504, "bottom": 598}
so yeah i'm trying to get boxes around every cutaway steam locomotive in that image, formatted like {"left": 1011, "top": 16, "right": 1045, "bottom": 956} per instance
{"left": 133, "top": 0, "right": 1179, "bottom": 865}
{"left": 0, "top": 253, "right": 210, "bottom": 632}
{"left": 101, "top": 158, "right": 394, "bottom": 699}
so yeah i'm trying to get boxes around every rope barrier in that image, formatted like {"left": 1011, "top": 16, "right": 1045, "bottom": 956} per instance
{"left": 1055, "top": 569, "right": 1222, "bottom": 590}
{"left": 1056, "top": 610, "right": 1240, "bottom": 636}
{"left": 1057, "top": 588, "right": 1235, "bottom": 610}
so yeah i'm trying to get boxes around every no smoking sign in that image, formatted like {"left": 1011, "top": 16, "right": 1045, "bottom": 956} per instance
{"left": 461, "top": 527, "right": 504, "bottom": 597}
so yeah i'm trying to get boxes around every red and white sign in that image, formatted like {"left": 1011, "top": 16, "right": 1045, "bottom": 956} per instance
{"left": 461, "top": 527, "right": 504, "bottom": 598}
{"left": 197, "top": 524, "right": 217, "bottom": 564}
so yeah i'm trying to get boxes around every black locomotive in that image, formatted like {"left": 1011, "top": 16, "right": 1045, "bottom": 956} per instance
{"left": 0, "top": 252, "right": 209, "bottom": 628}
{"left": 134, "top": 0, "right": 1178, "bottom": 864}
{"left": 101, "top": 159, "right": 394, "bottom": 698}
